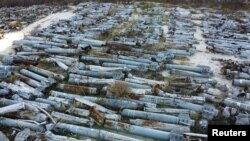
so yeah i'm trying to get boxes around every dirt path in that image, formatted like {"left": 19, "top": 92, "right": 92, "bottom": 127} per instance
{"left": 0, "top": 9, "right": 75, "bottom": 55}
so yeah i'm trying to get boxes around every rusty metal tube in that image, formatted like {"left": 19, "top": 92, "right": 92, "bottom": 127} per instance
{"left": 28, "top": 65, "right": 65, "bottom": 80}
{"left": 57, "top": 84, "right": 97, "bottom": 95}
{"left": 15, "top": 73, "right": 45, "bottom": 89}
{"left": 51, "top": 111, "right": 90, "bottom": 125}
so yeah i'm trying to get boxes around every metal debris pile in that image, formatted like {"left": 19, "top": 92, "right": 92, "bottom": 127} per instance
{"left": 0, "top": 2, "right": 249, "bottom": 141}
{"left": 167, "top": 7, "right": 197, "bottom": 53}
{"left": 203, "top": 10, "right": 250, "bottom": 57}
{"left": 219, "top": 59, "right": 250, "bottom": 87}
{"left": 0, "top": 5, "right": 66, "bottom": 39}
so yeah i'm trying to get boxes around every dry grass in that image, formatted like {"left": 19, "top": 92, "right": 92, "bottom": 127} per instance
{"left": 114, "top": 20, "right": 138, "bottom": 38}
{"left": 190, "top": 112, "right": 203, "bottom": 132}
{"left": 146, "top": 27, "right": 154, "bottom": 33}
{"left": 37, "top": 60, "right": 68, "bottom": 77}
{"left": 37, "top": 60, "right": 56, "bottom": 70}
{"left": 174, "top": 56, "right": 189, "bottom": 60}
{"left": 96, "top": 19, "right": 136, "bottom": 40}
{"left": 3, "top": 75, "right": 17, "bottom": 83}
{"left": 140, "top": 2, "right": 155, "bottom": 10}
{"left": 89, "top": 50, "right": 113, "bottom": 58}
{"left": 0, "top": 29, "right": 4, "bottom": 39}
{"left": 107, "top": 81, "right": 133, "bottom": 99}
{"left": 9, "top": 21, "right": 22, "bottom": 29}
{"left": 0, "top": 29, "right": 4, "bottom": 34}
{"left": 96, "top": 30, "right": 113, "bottom": 41}
{"left": 96, "top": 25, "right": 122, "bottom": 40}
{"left": 144, "top": 44, "right": 166, "bottom": 51}
{"left": 107, "top": 6, "right": 119, "bottom": 16}
{"left": 162, "top": 15, "right": 169, "bottom": 24}
{"left": 145, "top": 71, "right": 165, "bottom": 81}
{"left": 179, "top": 61, "right": 192, "bottom": 66}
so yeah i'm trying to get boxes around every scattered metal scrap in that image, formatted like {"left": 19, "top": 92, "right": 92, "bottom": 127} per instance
{"left": 0, "top": 5, "right": 66, "bottom": 38}
{"left": 0, "top": 2, "right": 249, "bottom": 141}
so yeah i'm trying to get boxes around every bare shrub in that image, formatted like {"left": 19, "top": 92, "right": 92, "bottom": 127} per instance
{"left": 108, "top": 81, "right": 133, "bottom": 98}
